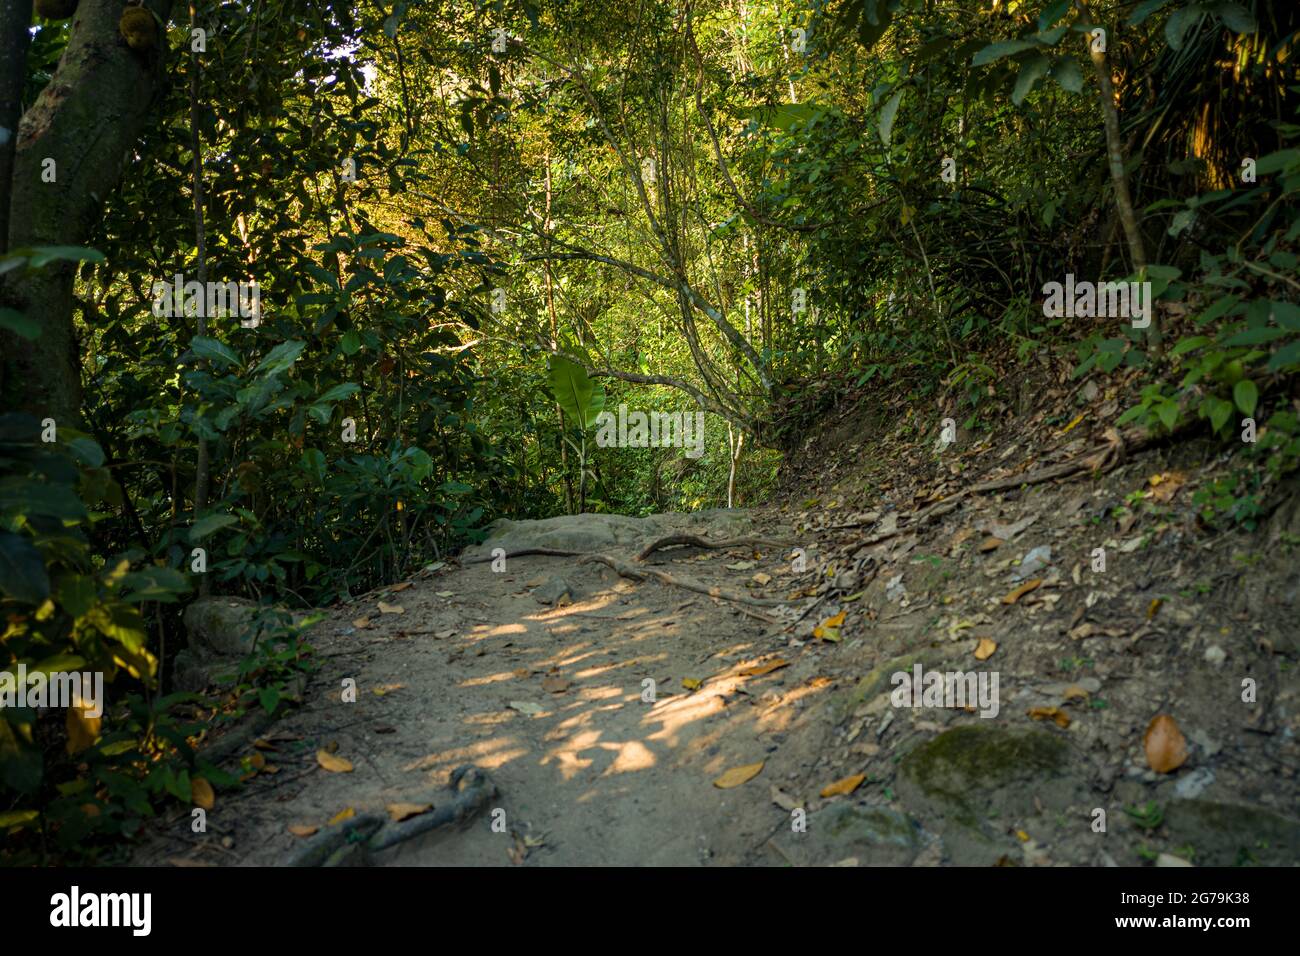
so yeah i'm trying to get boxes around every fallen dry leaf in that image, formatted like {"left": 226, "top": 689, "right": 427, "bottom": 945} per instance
{"left": 979, "top": 536, "right": 1003, "bottom": 553}
{"left": 352, "top": 617, "right": 372, "bottom": 629}
{"left": 288, "top": 824, "right": 318, "bottom": 838}
{"left": 1062, "top": 684, "right": 1090, "bottom": 701}
{"left": 682, "top": 677, "right": 703, "bottom": 691}
{"left": 377, "top": 601, "right": 405, "bottom": 615}
{"left": 508, "top": 700, "right": 545, "bottom": 716}
{"left": 1002, "top": 578, "right": 1043, "bottom": 605}
{"left": 813, "top": 610, "right": 846, "bottom": 642}
{"left": 751, "top": 572, "right": 773, "bottom": 587}
{"left": 819, "top": 774, "right": 866, "bottom": 798}
{"left": 316, "top": 750, "right": 354, "bottom": 773}
{"left": 373, "top": 683, "right": 404, "bottom": 697}
{"left": 248, "top": 751, "right": 266, "bottom": 770}
{"left": 390, "top": 582, "right": 413, "bottom": 593}
{"left": 191, "top": 777, "right": 215, "bottom": 811}
{"left": 1147, "top": 598, "right": 1163, "bottom": 620}
{"left": 1148, "top": 471, "right": 1186, "bottom": 503}
{"left": 713, "top": 761, "right": 765, "bottom": 789}
{"left": 738, "top": 659, "right": 789, "bottom": 677}
{"left": 1144, "top": 714, "right": 1188, "bottom": 773}
{"left": 435, "top": 591, "right": 455, "bottom": 598}
{"left": 386, "top": 802, "right": 432, "bottom": 822}
{"left": 328, "top": 807, "right": 355, "bottom": 825}
{"left": 1027, "top": 706, "right": 1071, "bottom": 728}
{"left": 973, "top": 638, "right": 998, "bottom": 661}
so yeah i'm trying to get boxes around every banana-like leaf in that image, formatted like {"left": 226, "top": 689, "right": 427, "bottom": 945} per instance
{"left": 547, "top": 355, "right": 606, "bottom": 431}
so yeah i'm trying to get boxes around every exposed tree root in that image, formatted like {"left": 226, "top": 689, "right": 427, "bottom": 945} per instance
{"left": 461, "top": 547, "right": 586, "bottom": 565}
{"left": 579, "top": 553, "right": 794, "bottom": 621}
{"left": 635, "top": 533, "right": 794, "bottom": 562}
{"left": 287, "top": 765, "right": 497, "bottom": 866}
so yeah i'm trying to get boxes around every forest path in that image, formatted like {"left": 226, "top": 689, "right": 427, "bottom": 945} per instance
{"left": 197, "top": 514, "right": 814, "bottom": 866}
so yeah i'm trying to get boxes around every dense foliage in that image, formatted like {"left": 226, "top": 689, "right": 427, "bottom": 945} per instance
{"left": 0, "top": 0, "right": 1295, "bottom": 860}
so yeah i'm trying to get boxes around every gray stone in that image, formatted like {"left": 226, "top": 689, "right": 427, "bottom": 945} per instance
{"left": 1162, "top": 799, "right": 1300, "bottom": 866}
{"left": 533, "top": 577, "right": 575, "bottom": 605}
{"left": 770, "top": 803, "right": 924, "bottom": 866}
{"left": 183, "top": 597, "right": 265, "bottom": 657}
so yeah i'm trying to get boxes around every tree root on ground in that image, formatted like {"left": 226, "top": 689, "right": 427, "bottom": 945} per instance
{"left": 579, "top": 553, "right": 794, "bottom": 623}
{"left": 286, "top": 765, "right": 497, "bottom": 866}
{"left": 635, "top": 533, "right": 794, "bottom": 562}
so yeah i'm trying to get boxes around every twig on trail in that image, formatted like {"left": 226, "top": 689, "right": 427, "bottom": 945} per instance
{"left": 635, "top": 533, "right": 795, "bottom": 562}
{"left": 579, "top": 554, "right": 797, "bottom": 622}
{"left": 460, "top": 547, "right": 585, "bottom": 565}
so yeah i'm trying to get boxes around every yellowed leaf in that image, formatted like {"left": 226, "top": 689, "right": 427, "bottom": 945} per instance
{"left": 1144, "top": 714, "right": 1188, "bottom": 773}
{"left": 386, "top": 802, "right": 431, "bottom": 822}
{"left": 1002, "top": 578, "right": 1043, "bottom": 605}
{"left": 191, "top": 777, "right": 215, "bottom": 810}
{"left": 373, "top": 683, "right": 404, "bottom": 697}
{"left": 819, "top": 774, "right": 866, "bottom": 798}
{"left": 328, "top": 807, "right": 355, "bottom": 825}
{"left": 682, "top": 677, "right": 702, "bottom": 691}
{"left": 713, "top": 761, "right": 765, "bottom": 789}
{"left": 65, "top": 706, "right": 100, "bottom": 755}
{"left": 1147, "top": 598, "right": 1163, "bottom": 620}
{"left": 973, "top": 638, "right": 998, "bottom": 661}
{"left": 738, "top": 659, "right": 789, "bottom": 678}
{"left": 1027, "top": 706, "right": 1071, "bottom": 728}
{"left": 1062, "top": 684, "right": 1089, "bottom": 701}
{"left": 1059, "top": 412, "right": 1087, "bottom": 436}
{"left": 316, "top": 750, "right": 354, "bottom": 773}
{"left": 288, "top": 824, "right": 318, "bottom": 837}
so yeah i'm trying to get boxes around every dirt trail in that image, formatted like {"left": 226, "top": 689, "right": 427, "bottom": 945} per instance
{"left": 169, "top": 526, "right": 822, "bottom": 866}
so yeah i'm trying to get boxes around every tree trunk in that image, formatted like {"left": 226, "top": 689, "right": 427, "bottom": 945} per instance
{"left": 1, "top": 0, "right": 175, "bottom": 422}
{"left": 0, "top": 0, "right": 33, "bottom": 255}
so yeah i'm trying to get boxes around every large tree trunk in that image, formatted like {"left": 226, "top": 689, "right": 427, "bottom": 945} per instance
{"left": 0, "top": 1, "right": 33, "bottom": 254}
{"left": 1, "top": 0, "right": 174, "bottom": 422}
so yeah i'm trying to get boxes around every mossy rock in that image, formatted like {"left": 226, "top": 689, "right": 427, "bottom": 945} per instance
{"left": 770, "top": 803, "right": 924, "bottom": 866}
{"left": 821, "top": 651, "right": 933, "bottom": 726}
{"left": 1162, "top": 799, "right": 1300, "bottom": 866}
{"left": 898, "top": 725, "right": 1074, "bottom": 825}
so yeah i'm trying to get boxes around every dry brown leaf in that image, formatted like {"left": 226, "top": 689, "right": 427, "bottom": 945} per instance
{"left": 973, "top": 638, "right": 998, "bottom": 661}
{"left": 979, "top": 536, "right": 1004, "bottom": 553}
{"left": 377, "top": 601, "right": 405, "bottom": 615}
{"left": 316, "top": 750, "right": 354, "bottom": 773}
{"left": 1144, "top": 714, "right": 1188, "bottom": 773}
{"left": 541, "top": 676, "right": 571, "bottom": 694}
{"left": 1148, "top": 471, "right": 1186, "bottom": 503}
{"left": 352, "top": 617, "right": 371, "bottom": 629}
{"left": 390, "top": 582, "right": 413, "bottom": 593}
{"left": 248, "top": 751, "right": 266, "bottom": 769}
{"left": 1027, "top": 706, "right": 1071, "bottom": 728}
{"left": 738, "top": 659, "right": 789, "bottom": 677}
{"left": 253, "top": 738, "right": 276, "bottom": 751}
{"left": 1002, "top": 578, "right": 1043, "bottom": 604}
{"left": 751, "top": 572, "right": 773, "bottom": 587}
{"left": 289, "top": 824, "right": 319, "bottom": 838}
{"left": 328, "top": 807, "right": 355, "bottom": 825}
{"left": 191, "top": 777, "right": 215, "bottom": 810}
{"left": 819, "top": 774, "right": 866, "bottom": 798}
{"left": 1062, "top": 684, "right": 1090, "bottom": 701}
{"left": 813, "top": 610, "right": 846, "bottom": 642}
{"left": 386, "top": 802, "right": 432, "bottom": 822}
{"left": 1147, "top": 598, "right": 1163, "bottom": 620}
{"left": 713, "top": 761, "right": 765, "bottom": 789}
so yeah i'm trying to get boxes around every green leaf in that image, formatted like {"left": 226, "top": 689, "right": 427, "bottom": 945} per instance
{"left": 546, "top": 355, "right": 606, "bottom": 431}
{"left": 0, "top": 308, "right": 40, "bottom": 340}
{"left": 1128, "top": 0, "right": 1173, "bottom": 25}
{"left": 340, "top": 330, "right": 362, "bottom": 355}
{"left": 1214, "top": 2, "right": 1257, "bottom": 33}
{"left": 1012, "top": 53, "right": 1051, "bottom": 105}
{"left": 1038, "top": 0, "right": 1072, "bottom": 31}
{"left": 1156, "top": 401, "right": 1179, "bottom": 430}
{"left": 254, "top": 340, "right": 306, "bottom": 377}
{"left": 315, "top": 383, "right": 360, "bottom": 404}
{"left": 1204, "top": 396, "right": 1233, "bottom": 432}
{"left": 1171, "top": 335, "right": 1211, "bottom": 356}
{"left": 1255, "top": 149, "right": 1300, "bottom": 176}
{"left": 971, "top": 38, "right": 1039, "bottom": 66}
{"left": 1166, "top": 4, "right": 1209, "bottom": 50}
{"left": 55, "top": 573, "right": 97, "bottom": 618}
{"left": 120, "top": 567, "right": 189, "bottom": 603}
{"left": 191, "top": 336, "right": 242, "bottom": 368}
{"left": 878, "top": 88, "right": 904, "bottom": 147}
{"left": 189, "top": 513, "right": 238, "bottom": 542}
{"left": 0, "top": 478, "right": 86, "bottom": 521}
{"left": 1049, "top": 56, "right": 1084, "bottom": 93}
{"left": 259, "top": 687, "right": 281, "bottom": 715}
{"left": 24, "top": 246, "right": 106, "bottom": 269}
{"left": 0, "top": 532, "right": 50, "bottom": 604}
{"left": 1267, "top": 341, "right": 1300, "bottom": 373}
{"left": 1233, "top": 379, "right": 1258, "bottom": 417}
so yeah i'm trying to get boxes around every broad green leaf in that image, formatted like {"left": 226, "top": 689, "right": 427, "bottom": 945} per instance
{"left": 0, "top": 532, "right": 50, "bottom": 604}
{"left": 254, "top": 340, "right": 306, "bottom": 377}
{"left": 0, "top": 308, "right": 39, "bottom": 340}
{"left": 1233, "top": 379, "right": 1258, "bottom": 416}
{"left": 547, "top": 355, "right": 606, "bottom": 431}
{"left": 971, "top": 39, "right": 1039, "bottom": 66}
{"left": 1049, "top": 56, "right": 1084, "bottom": 93}
{"left": 189, "top": 513, "right": 238, "bottom": 541}
{"left": 1166, "top": 4, "right": 1209, "bottom": 50}
{"left": 1012, "top": 53, "right": 1051, "bottom": 105}
{"left": 878, "top": 89, "right": 904, "bottom": 147}
{"left": 191, "top": 336, "right": 241, "bottom": 368}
